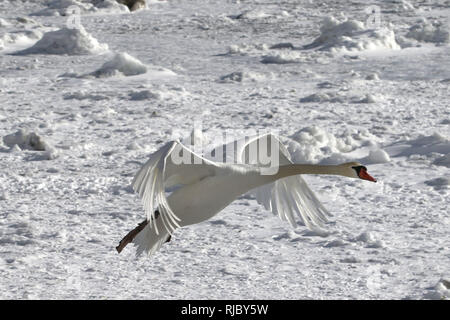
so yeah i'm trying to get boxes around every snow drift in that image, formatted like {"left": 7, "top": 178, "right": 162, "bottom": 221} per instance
{"left": 90, "top": 52, "right": 147, "bottom": 77}
{"left": 304, "top": 16, "right": 400, "bottom": 52}
{"left": 219, "top": 71, "right": 267, "bottom": 83}
{"left": 32, "top": 0, "right": 129, "bottom": 16}
{"left": 15, "top": 26, "right": 108, "bottom": 55}
{"left": 406, "top": 19, "right": 449, "bottom": 44}
{"left": 385, "top": 132, "right": 450, "bottom": 159}
{"left": 287, "top": 126, "right": 382, "bottom": 164}
{"left": 2, "top": 130, "right": 57, "bottom": 160}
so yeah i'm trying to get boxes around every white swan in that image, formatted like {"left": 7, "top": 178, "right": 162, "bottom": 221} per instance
{"left": 116, "top": 133, "right": 376, "bottom": 256}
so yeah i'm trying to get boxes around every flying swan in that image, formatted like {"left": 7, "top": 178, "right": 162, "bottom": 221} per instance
{"left": 116, "top": 133, "right": 376, "bottom": 256}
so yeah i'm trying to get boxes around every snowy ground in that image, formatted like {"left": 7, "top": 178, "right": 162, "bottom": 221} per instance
{"left": 0, "top": 0, "right": 449, "bottom": 299}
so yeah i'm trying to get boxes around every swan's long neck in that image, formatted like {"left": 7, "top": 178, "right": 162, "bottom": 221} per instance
{"left": 274, "top": 164, "right": 349, "bottom": 180}
{"left": 241, "top": 163, "right": 351, "bottom": 192}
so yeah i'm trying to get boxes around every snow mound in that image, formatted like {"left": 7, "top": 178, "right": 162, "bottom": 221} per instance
{"left": 424, "top": 177, "right": 450, "bottom": 190}
{"left": 227, "top": 43, "right": 269, "bottom": 55}
{"left": 385, "top": 133, "right": 450, "bottom": 158}
{"left": 3, "top": 130, "right": 48, "bottom": 151}
{"left": 0, "top": 30, "right": 43, "bottom": 51}
{"left": 304, "top": 16, "right": 400, "bottom": 53}
{"left": 300, "top": 92, "right": 345, "bottom": 103}
{"left": 365, "top": 73, "right": 380, "bottom": 80}
{"left": 0, "top": 18, "right": 11, "bottom": 27}
{"left": 234, "top": 10, "right": 270, "bottom": 20}
{"left": 91, "top": 52, "right": 147, "bottom": 77}
{"left": 361, "top": 149, "right": 391, "bottom": 164}
{"left": 63, "top": 91, "right": 110, "bottom": 101}
{"left": 129, "top": 86, "right": 189, "bottom": 101}
{"left": 270, "top": 42, "right": 295, "bottom": 50}
{"left": 3, "top": 130, "right": 56, "bottom": 159}
{"left": 424, "top": 279, "right": 450, "bottom": 299}
{"left": 32, "top": 0, "right": 95, "bottom": 16}
{"left": 355, "top": 94, "right": 378, "bottom": 104}
{"left": 389, "top": 0, "right": 416, "bottom": 12}
{"left": 92, "top": 0, "right": 130, "bottom": 13}
{"left": 32, "top": 0, "right": 130, "bottom": 16}
{"left": 16, "top": 26, "right": 108, "bottom": 55}
{"left": 406, "top": 19, "right": 449, "bottom": 44}
{"left": 261, "top": 51, "right": 304, "bottom": 64}
{"left": 433, "top": 154, "right": 450, "bottom": 168}
{"left": 287, "top": 126, "right": 379, "bottom": 163}
{"left": 219, "top": 71, "right": 266, "bottom": 83}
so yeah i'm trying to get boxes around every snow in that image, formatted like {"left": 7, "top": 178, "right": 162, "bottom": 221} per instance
{"left": 90, "top": 52, "right": 147, "bottom": 77}
{"left": 406, "top": 18, "right": 450, "bottom": 44}
{"left": 15, "top": 26, "right": 108, "bottom": 55}
{"left": 0, "top": 0, "right": 449, "bottom": 300}
{"left": 2, "top": 130, "right": 57, "bottom": 160}
{"left": 32, "top": 0, "right": 130, "bottom": 16}
{"left": 288, "top": 126, "right": 380, "bottom": 164}
{"left": 304, "top": 16, "right": 401, "bottom": 53}
{"left": 3, "top": 130, "right": 48, "bottom": 151}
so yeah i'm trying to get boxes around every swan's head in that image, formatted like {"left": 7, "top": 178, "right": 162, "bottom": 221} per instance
{"left": 339, "top": 162, "right": 377, "bottom": 182}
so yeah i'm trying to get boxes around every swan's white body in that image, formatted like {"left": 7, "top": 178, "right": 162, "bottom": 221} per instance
{"left": 125, "top": 134, "right": 375, "bottom": 256}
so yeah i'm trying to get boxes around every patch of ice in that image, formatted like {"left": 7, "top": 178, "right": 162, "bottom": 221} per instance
{"left": 0, "top": 18, "right": 11, "bottom": 27}
{"left": 353, "top": 231, "right": 384, "bottom": 248}
{"left": 15, "top": 26, "right": 108, "bottom": 55}
{"left": 304, "top": 16, "right": 400, "bottom": 53}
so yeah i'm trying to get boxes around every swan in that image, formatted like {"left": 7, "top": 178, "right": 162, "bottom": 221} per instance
{"left": 116, "top": 133, "right": 376, "bottom": 256}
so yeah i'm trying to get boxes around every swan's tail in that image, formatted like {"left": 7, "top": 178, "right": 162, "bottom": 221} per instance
{"left": 132, "top": 223, "right": 171, "bottom": 257}
{"left": 116, "top": 211, "right": 172, "bottom": 257}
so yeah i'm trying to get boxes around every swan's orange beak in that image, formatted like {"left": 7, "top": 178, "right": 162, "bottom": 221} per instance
{"left": 359, "top": 168, "right": 377, "bottom": 182}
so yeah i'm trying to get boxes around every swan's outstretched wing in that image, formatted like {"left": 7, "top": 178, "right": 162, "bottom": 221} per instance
{"left": 239, "top": 134, "right": 330, "bottom": 229}
{"left": 132, "top": 141, "right": 217, "bottom": 234}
